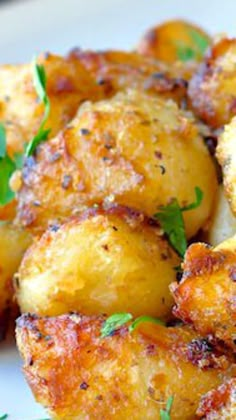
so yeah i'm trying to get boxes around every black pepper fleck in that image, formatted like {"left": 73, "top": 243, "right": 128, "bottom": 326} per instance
{"left": 61, "top": 174, "right": 72, "bottom": 189}
{"left": 80, "top": 128, "right": 90, "bottom": 135}
{"left": 80, "top": 382, "right": 89, "bottom": 390}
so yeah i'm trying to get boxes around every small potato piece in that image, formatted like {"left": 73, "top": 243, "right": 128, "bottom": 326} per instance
{"left": 0, "top": 52, "right": 102, "bottom": 157}
{"left": 171, "top": 236, "right": 236, "bottom": 350}
{"left": 137, "top": 19, "right": 211, "bottom": 64}
{"left": 217, "top": 117, "right": 236, "bottom": 215}
{"left": 17, "top": 90, "right": 217, "bottom": 238}
{"left": 188, "top": 38, "right": 236, "bottom": 129}
{"left": 208, "top": 186, "right": 236, "bottom": 246}
{"left": 71, "top": 48, "right": 189, "bottom": 103}
{"left": 196, "top": 379, "right": 236, "bottom": 419}
{"left": 0, "top": 223, "right": 31, "bottom": 338}
{"left": 16, "top": 313, "right": 232, "bottom": 420}
{"left": 16, "top": 206, "right": 180, "bottom": 317}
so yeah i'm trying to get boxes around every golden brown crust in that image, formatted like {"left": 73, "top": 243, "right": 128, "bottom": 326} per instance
{"left": 16, "top": 313, "right": 232, "bottom": 420}
{"left": 171, "top": 236, "right": 236, "bottom": 350}
{"left": 137, "top": 19, "right": 211, "bottom": 64}
{"left": 16, "top": 205, "right": 180, "bottom": 318}
{"left": 16, "top": 89, "right": 217, "bottom": 238}
{"left": 0, "top": 52, "right": 102, "bottom": 157}
{"left": 188, "top": 37, "right": 236, "bottom": 128}
{"left": 69, "top": 48, "right": 189, "bottom": 103}
{"left": 196, "top": 378, "right": 236, "bottom": 419}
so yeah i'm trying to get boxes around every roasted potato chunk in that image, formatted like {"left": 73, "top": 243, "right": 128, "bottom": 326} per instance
{"left": 196, "top": 379, "right": 236, "bottom": 419}
{"left": 16, "top": 206, "right": 180, "bottom": 317}
{"left": 70, "top": 48, "right": 188, "bottom": 103}
{"left": 208, "top": 186, "right": 236, "bottom": 246}
{"left": 137, "top": 19, "right": 211, "bottom": 64}
{"left": 16, "top": 313, "right": 232, "bottom": 420}
{"left": 17, "top": 89, "right": 217, "bottom": 238}
{"left": 217, "top": 116, "right": 236, "bottom": 215}
{"left": 0, "top": 52, "right": 102, "bottom": 157}
{"left": 188, "top": 37, "right": 236, "bottom": 128}
{"left": 171, "top": 236, "right": 236, "bottom": 350}
{"left": 0, "top": 223, "right": 31, "bottom": 338}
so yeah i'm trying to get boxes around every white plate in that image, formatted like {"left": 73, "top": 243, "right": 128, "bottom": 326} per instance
{"left": 0, "top": 0, "right": 236, "bottom": 418}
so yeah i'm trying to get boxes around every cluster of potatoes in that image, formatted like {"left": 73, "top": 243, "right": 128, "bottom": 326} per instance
{"left": 1, "top": 18, "right": 236, "bottom": 419}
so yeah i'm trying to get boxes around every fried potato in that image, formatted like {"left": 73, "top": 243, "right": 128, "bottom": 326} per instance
{"left": 137, "top": 19, "right": 211, "bottom": 64}
{"left": 196, "top": 378, "right": 236, "bottom": 419}
{"left": 0, "top": 223, "right": 31, "bottom": 338}
{"left": 0, "top": 52, "right": 102, "bottom": 157}
{"left": 188, "top": 37, "right": 236, "bottom": 129}
{"left": 171, "top": 236, "right": 236, "bottom": 350}
{"left": 217, "top": 116, "right": 236, "bottom": 215}
{"left": 207, "top": 186, "right": 236, "bottom": 246}
{"left": 16, "top": 206, "right": 180, "bottom": 317}
{"left": 70, "top": 49, "right": 189, "bottom": 104}
{"left": 16, "top": 313, "right": 232, "bottom": 420}
{"left": 17, "top": 89, "right": 217, "bottom": 238}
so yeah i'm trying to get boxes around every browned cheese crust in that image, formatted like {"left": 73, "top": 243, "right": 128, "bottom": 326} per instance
{"left": 16, "top": 313, "right": 233, "bottom": 420}
{"left": 171, "top": 236, "right": 236, "bottom": 351}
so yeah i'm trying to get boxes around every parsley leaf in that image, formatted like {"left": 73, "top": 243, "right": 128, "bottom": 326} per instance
{"left": 101, "top": 313, "right": 165, "bottom": 337}
{"left": 160, "top": 396, "right": 174, "bottom": 420}
{"left": 25, "top": 58, "right": 51, "bottom": 157}
{"left": 154, "top": 187, "right": 203, "bottom": 257}
{"left": 176, "top": 28, "right": 210, "bottom": 62}
{"left": 101, "top": 313, "right": 133, "bottom": 337}
{"left": 0, "top": 414, "right": 8, "bottom": 420}
{"left": 0, "top": 124, "right": 16, "bottom": 206}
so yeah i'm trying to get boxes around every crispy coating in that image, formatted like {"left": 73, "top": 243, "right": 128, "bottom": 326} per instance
{"left": 0, "top": 223, "right": 31, "bottom": 338}
{"left": 208, "top": 186, "right": 236, "bottom": 246}
{"left": 188, "top": 37, "right": 236, "bottom": 129}
{"left": 16, "top": 313, "right": 232, "bottom": 420}
{"left": 16, "top": 89, "right": 217, "bottom": 238}
{"left": 0, "top": 52, "right": 102, "bottom": 157}
{"left": 217, "top": 116, "right": 236, "bottom": 215}
{"left": 16, "top": 206, "right": 180, "bottom": 318}
{"left": 171, "top": 236, "right": 236, "bottom": 350}
{"left": 137, "top": 19, "right": 211, "bottom": 64}
{"left": 196, "top": 378, "right": 236, "bottom": 419}
{"left": 70, "top": 48, "right": 189, "bottom": 102}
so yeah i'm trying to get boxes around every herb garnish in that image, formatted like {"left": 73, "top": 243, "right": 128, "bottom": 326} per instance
{"left": 25, "top": 58, "right": 51, "bottom": 156}
{"left": 160, "top": 396, "right": 174, "bottom": 420}
{"left": 176, "top": 28, "right": 210, "bottom": 62}
{"left": 101, "top": 313, "right": 165, "bottom": 337}
{"left": 154, "top": 187, "right": 203, "bottom": 257}
{"left": 0, "top": 414, "right": 8, "bottom": 420}
{"left": 0, "top": 58, "right": 50, "bottom": 206}
{"left": 0, "top": 125, "right": 17, "bottom": 205}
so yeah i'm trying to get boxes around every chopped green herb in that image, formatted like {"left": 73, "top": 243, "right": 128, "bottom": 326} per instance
{"left": 0, "top": 124, "right": 17, "bottom": 205}
{"left": 101, "top": 313, "right": 165, "bottom": 337}
{"left": 25, "top": 58, "right": 51, "bottom": 157}
{"left": 154, "top": 187, "right": 203, "bottom": 257}
{"left": 160, "top": 396, "right": 174, "bottom": 420}
{"left": 101, "top": 313, "right": 133, "bottom": 337}
{"left": 129, "top": 315, "right": 165, "bottom": 333}
{"left": 176, "top": 28, "right": 210, "bottom": 62}
{"left": 0, "top": 414, "right": 8, "bottom": 420}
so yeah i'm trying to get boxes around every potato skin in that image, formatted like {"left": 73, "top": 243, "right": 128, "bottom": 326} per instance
{"left": 196, "top": 379, "right": 236, "bottom": 419}
{"left": 70, "top": 48, "right": 189, "bottom": 104}
{"left": 16, "top": 313, "right": 232, "bottom": 420}
{"left": 17, "top": 89, "right": 217, "bottom": 238}
{"left": 16, "top": 206, "right": 180, "bottom": 317}
{"left": 0, "top": 52, "right": 102, "bottom": 157}
{"left": 208, "top": 186, "right": 236, "bottom": 246}
{"left": 137, "top": 19, "right": 211, "bottom": 64}
{"left": 188, "top": 38, "right": 236, "bottom": 129}
{"left": 217, "top": 117, "right": 236, "bottom": 215}
{"left": 0, "top": 223, "right": 31, "bottom": 338}
{"left": 171, "top": 236, "right": 236, "bottom": 350}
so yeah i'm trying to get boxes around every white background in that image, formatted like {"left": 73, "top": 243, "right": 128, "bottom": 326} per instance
{"left": 0, "top": 0, "right": 235, "bottom": 418}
